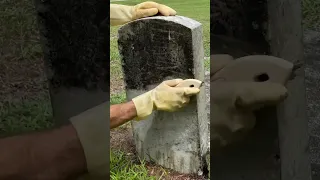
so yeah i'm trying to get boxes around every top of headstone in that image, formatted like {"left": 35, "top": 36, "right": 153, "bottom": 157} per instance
{"left": 126, "top": 15, "right": 202, "bottom": 29}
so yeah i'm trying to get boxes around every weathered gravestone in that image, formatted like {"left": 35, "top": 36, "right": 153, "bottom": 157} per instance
{"left": 118, "top": 16, "right": 209, "bottom": 174}
{"left": 210, "top": 0, "right": 311, "bottom": 179}
{"left": 268, "top": 1, "right": 311, "bottom": 180}
{"left": 304, "top": 29, "right": 320, "bottom": 179}
{"left": 33, "top": 0, "right": 110, "bottom": 126}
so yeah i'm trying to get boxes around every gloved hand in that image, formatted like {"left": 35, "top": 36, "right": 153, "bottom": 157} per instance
{"left": 132, "top": 79, "right": 200, "bottom": 120}
{"left": 110, "top": 1, "right": 176, "bottom": 26}
{"left": 210, "top": 55, "right": 288, "bottom": 149}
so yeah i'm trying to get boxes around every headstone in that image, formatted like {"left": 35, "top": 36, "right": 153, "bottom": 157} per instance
{"left": 118, "top": 16, "right": 209, "bottom": 174}
{"left": 33, "top": 0, "right": 110, "bottom": 126}
{"left": 268, "top": 0, "right": 311, "bottom": 179}
{"left": 211, "top": 1, "right": 281, "bottom": 179}
{"left": 304, "top": 29, "right": 320, "bottom": 179}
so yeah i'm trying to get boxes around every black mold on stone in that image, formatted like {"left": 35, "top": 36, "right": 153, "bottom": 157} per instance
{"left": 210, "top": 0, "right": 269, "bottom": 57}
{"left": 118, "top": 19, "right": 194, "bottom": 90}
{"left": 34, "top": 0, "right": 110, "bottom": 91}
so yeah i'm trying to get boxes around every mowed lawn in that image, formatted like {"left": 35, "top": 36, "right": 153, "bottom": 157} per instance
{"left": 110, "top": 0, "right": 211, "bottom": 99}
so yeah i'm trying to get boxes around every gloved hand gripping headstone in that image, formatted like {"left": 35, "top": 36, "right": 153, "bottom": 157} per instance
{"left": 118, "top": 16, "right": 209, "bottom": 174}
{"left": 210, "top": 54, "right": 294, "bottom": 179}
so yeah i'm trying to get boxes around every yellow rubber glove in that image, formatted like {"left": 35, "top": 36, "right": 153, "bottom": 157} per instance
{"left": 211, "top": 82, "right": 288, "bottom": 149}
{"left": 110, "top": 1, "right": 177, "bottom": 26}
{"left": 132, "top": 79, "right": 200, "bottom": 120}
{"left": 210, "top": 54, "right": 289, "bottom": 149}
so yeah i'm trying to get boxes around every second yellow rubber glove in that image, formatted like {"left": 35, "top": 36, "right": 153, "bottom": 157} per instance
{"left": 110, "top": 1, "right": 177, "bottom": 26}
{"left": 132, "top": 79, "right": 200, "bottom": 120}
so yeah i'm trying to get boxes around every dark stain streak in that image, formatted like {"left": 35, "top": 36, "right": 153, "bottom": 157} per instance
{"left": 289, "top": 61, "right": 303, "bottom": 80}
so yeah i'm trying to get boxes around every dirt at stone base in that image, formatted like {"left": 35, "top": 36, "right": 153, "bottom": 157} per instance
{"left": 110, "top": 126, "right": 206, "bottom": 180}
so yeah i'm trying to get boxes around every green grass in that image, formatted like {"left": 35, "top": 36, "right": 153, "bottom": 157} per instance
{"left": 302, "top": 0, "right": 320, "bottom": 29}
{"left": 111, "top": 92, "right": 127, "bottom": 105}
{"left": 0, "top": 0, "right": 42, "bottom": 62}
{"left": 110, "top": 150, "right": 160, "bottom": 180}
{"left": 0, "top": 97, "right": 53, "bottom": 136}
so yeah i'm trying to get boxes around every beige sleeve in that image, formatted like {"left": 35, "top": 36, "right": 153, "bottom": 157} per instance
{"left": 110, "top": 4, "right": 133, "bottom": 26}
{"left": 70, "top": 101, "right": 110, "bottom": 178}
